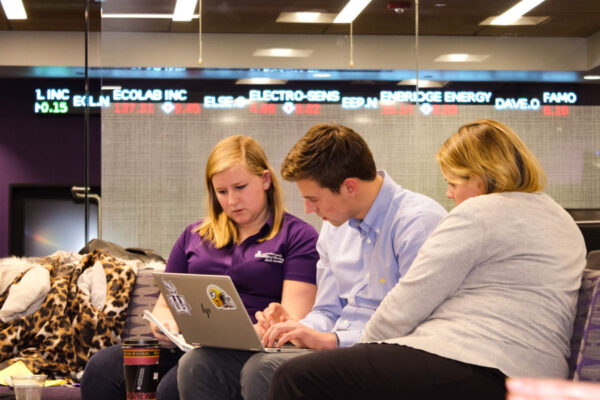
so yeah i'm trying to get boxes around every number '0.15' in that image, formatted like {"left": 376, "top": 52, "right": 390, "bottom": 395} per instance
{"left": 34, "top": 101, "right": 68, "bottom": 114}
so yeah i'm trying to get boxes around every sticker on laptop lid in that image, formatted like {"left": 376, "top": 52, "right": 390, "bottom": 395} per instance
{"left": 162, "top": 278, "right": 192, "bottom": 315}
{"left": 207, "top": 284, "right": 237, "bottom": 310}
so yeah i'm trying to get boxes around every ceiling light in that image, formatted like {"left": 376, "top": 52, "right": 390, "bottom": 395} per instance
{"left": 353, "top": 116, "right": 372, "bottom": 124}
{"left": 0, "top": 0, "right": 27, "bottom": 19}
{"left": 220, "top": 115, "right": 238, "bottom": 124}
{"left": 440, "top": 53, "right": 468, "bottom": 62}
{"left": 489, "top": 0, "right": 545, "bottom": 25}
{"left": 253, "top": 48, "right": 314, "bottom": 58}
{"left": 295, "top": 12, "right": 320, "bottom": 22}
{"left": 583, "top": 75, "right": 600, "bottom": 80}
{"left": 480, "top": 15, "right": 547, "bottom": 25}
{"left": 101, "top": 85, "right": 123, "bottom": 90}
{"left": 235, "top": 78, "right": 287, "bottom": 85}
{"left": 173, "top": 0, "right": 198, "bottom": 21}
{"left": 397, "top": 79, "right": 448, "bottom": 88}
{"left": 312, "top": 73, "right": 332, "bottom": 78}
{"left": 276, "top": 12, "right": 337, "bottom": 23}
{"left": 435, "top": 53, "right": 489, "bottom": 62}
{"left": 334, "top": 0, "right": 372, "bottom": 23}
{"left": 273, "top": 49, "right": 292, "bottom": 57}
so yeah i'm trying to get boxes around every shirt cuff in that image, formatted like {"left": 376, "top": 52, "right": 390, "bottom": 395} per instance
{"left": 334, "top": 330, "right": 362, "bottom": 348}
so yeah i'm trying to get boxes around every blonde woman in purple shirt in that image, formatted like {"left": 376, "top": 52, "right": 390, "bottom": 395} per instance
{"left": 81, "top": 135, "right": 319, "bottom": 400}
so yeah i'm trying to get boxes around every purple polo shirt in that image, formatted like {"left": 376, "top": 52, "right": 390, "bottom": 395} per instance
{"left": 166, "top": 212, "right": 318, "bottom": 323}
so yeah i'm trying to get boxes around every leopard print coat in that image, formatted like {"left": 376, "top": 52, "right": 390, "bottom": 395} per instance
{"left": 0, "top": 249, "right": 135, "bottom": 381}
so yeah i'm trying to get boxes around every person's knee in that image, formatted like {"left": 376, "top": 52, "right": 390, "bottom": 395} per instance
{"left": 268, "top": 361, "right": 300, "bottom": 399}
{"left": 157, "top": 378, "right": 178, "bottom": 400}
{"left": 82, "top": 345, "right": 123, "bottom": 380}
{"left": 178, "top": 348, "right": 248, "bottom": 400}
{"left": 177, "top": 349, "right": 218, "bottom": 384}
{"left": 81, "top": 345, "right": 125, "bottom": 399}
{"left": 157, "top": 366, "right": 179, "bottom": 400}
{"left": 241, "top": 354, "right": 269, "bottom": 383}
{"left": 271, "top": 358, "right": 298, "bottom": 383}
{"left": 240, "top": 354, "right": 280, "bottom": 400}
{"left": 81, "top": 352, "right": 100, "bottom": 379}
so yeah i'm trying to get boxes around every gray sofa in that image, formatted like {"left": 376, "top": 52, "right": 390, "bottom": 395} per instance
{"left": 3, "top": 249, "right": 600, "bottom": 399}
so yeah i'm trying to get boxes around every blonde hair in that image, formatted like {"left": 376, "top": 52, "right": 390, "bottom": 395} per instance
{"left": 195, "top": 136, "right": 285, "bottom": 248}
{"left": 437, "top": 119, "right": 546, "bottom": 193}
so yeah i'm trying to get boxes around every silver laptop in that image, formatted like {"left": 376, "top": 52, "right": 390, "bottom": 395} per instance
{"left": 152, "top": 272, "right": 307, "bottom": 353}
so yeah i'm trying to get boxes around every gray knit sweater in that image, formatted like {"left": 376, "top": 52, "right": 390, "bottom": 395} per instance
{"left": 362, "top": 192, "right": 586, "bottom": 378}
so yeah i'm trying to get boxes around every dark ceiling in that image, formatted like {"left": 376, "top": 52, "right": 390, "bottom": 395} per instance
{"left": 1, "top": 0, "right": 599, "bottom": 38}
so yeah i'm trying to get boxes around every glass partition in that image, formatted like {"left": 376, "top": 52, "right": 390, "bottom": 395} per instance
{"left": 1, "top": 1, "right": 597, "bottom": 257}
{"left": 0, "top": 0, "right": 102, "bottom": 256}
{"left": 93, "top": 1, "right": 599, "bottom": 256}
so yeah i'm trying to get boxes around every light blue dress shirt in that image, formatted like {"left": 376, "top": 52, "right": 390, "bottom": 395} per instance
{"left": 300, "top": 171, "right": 447, "bottom": 347}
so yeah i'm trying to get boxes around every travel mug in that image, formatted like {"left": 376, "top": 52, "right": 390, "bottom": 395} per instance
{"left": 122, "top": 338, "right": 160, "bottom": 400}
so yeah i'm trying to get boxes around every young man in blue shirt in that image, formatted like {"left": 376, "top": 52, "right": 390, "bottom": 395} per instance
{"left": 177, "top": 124, "right": 447, "bottom": 400}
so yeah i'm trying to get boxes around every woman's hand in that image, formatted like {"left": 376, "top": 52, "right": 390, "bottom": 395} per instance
{"left": 150, "top": 319, "right": 180, "bottom": 348}
{"left": 149, "top": 295, "right": 180, "bottom": 348}
{"left": 255, "top": 280, "right": 317, "bottom": 339}
{"left": 255, "top": 302, "right": 292, "bottom": 336}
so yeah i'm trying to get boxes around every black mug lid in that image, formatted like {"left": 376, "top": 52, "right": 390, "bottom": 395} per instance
{"left": 123, "top": 338, "right": 159, "bottom": 346}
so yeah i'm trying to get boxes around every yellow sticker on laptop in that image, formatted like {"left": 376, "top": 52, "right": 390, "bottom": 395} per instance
{"left": 207, "top": 284, "right": 236, "bottom": 310}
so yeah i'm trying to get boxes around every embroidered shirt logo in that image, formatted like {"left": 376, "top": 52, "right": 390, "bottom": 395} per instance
{"left": 255, "top": 250, "right": 284, "bottom": 264}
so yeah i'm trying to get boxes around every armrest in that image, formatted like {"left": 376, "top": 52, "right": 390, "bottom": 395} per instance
{"left": 507, "top": 377, "right": 600, "bottom": 400}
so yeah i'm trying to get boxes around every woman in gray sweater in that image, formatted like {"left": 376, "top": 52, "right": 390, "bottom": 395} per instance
{"left": 268, "top": 119, "right": 587, "bottom": 400}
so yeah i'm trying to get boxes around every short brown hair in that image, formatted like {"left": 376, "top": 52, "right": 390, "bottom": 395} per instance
{"left": 437, "top": 119, "right": 546, "bottom": 194}
{"left": 281, "top": 124, "right": 377, "bottom": 192}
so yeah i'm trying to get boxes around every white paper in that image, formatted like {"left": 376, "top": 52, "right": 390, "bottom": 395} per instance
{"left": 142, "top": 310, "right": 195, "bottom": 352}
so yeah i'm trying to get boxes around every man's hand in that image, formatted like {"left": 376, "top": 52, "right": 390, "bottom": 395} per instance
{"left": 255, "top": 302, "right": 292, "bottom": 335}
{"left": 262, "top": 320, "right": 337, "bottom": 350}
